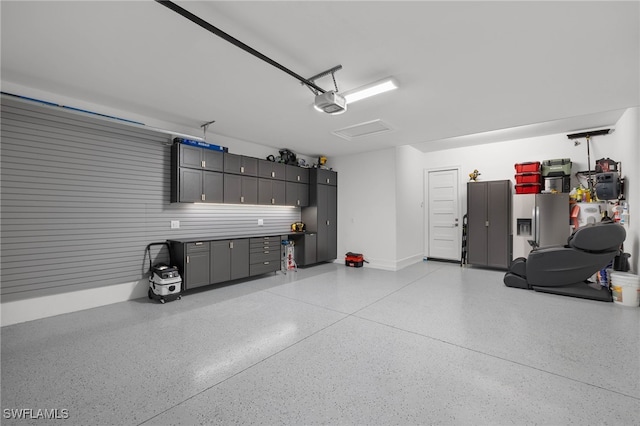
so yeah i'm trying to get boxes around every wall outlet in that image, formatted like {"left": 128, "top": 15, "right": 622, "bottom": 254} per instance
{"left": 170, "top": 220, "right": 180, "bottom": 229}
{"left": 258, "top": 219, "right": 264, "bottom": 226}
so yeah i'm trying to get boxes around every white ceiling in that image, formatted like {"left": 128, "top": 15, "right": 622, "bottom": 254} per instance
{"left": 1, "top": 1, "right": 638, "bottom": 158}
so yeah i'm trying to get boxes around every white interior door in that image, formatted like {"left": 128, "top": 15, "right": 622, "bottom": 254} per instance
{"left": 425, "top": 168, "right": 461, "bottom": 261}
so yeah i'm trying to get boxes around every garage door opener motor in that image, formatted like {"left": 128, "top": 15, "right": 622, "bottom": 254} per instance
{"left": 145, "top": 242, "right": 182, "bottom": 304}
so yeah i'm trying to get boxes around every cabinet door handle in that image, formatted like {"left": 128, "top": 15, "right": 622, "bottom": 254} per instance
{"left": 326, "top": 178, "right": 330, "bottom": 184}
{"left": 271, "top": 171, "right": 275, "bottom": 178}
{"left": 264, "top": 261, "right": 270, "bottom": 265}
{"left": 195, "top": 242, "right": 203, "bottom": 246}
{"left": 186, "top": 255, "right": 190, "bottom": 264}
{"left": 297, "top": 176, "right": 300, "bottom": 181}
{"left": 201, "top": 194, "right": 205, "bottom": 201}
{"left": 201, "top": 160, "right": 206, "bottom": 168}
{"left": 241, "top": 166, "right": 245, "bottom": 173}
{"left": 271, "top": 198, "right": 275, "bottom": 204}
{"left": 264, "top": 251, "right": 269, "bottom": 254}
{"left": 230, "top": 241, "right": 234, "bottom": 249}
{"left": 327, "top": 220, "right": 330, "bottom": 226}
{"left": 485, "top": 221, "right": 490, "bottom": 227}
{"left": 240, "top": 196, "right": 244, "bottom": 203}
{"left": 297, "top": 200, "right": 300, "bottom": 206}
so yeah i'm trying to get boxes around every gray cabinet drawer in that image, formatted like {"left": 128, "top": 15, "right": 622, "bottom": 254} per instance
{"left": 250, "top": 260, "right": 279, "bottom": 276}
{"left": 186, "top": 241, "right": 210, "bottom": 253}
{"left": 250, "top": 236, "right": 280, "bottom": 245}
{"left": 250, "top": 250, "right": 280, "bottom": 263}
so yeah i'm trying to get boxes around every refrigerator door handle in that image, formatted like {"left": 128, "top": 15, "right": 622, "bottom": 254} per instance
{"left": 534, "top": 205, "right": 540, "bottom": 247}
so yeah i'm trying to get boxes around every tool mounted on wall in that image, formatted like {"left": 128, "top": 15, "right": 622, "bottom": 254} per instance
{"left": 567, "top": 128, "right": 611, "bottom": 197}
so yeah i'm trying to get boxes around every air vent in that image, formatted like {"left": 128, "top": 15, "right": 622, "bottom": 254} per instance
{"left": 332, "top": 119, "right": 394, "bottom": 140}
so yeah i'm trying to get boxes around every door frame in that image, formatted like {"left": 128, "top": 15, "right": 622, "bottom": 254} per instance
{"left": 423, "top": 166, "right": 463, "bottom": 260}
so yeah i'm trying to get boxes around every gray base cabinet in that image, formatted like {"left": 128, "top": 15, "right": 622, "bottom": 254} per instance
{"left": 289, "top": 232, "right": 317, "bottom": 266}
{"left": 467, "top": 180, "right": 512, "bottom": 269}
{"left": 210, "top": 239, "right": 249, "bottom": 284}
{"left": 170, "top": 241, "right": 211, "bottom": 290}
{"left": 170, "top": 235, "right": 280, "bottom": 291}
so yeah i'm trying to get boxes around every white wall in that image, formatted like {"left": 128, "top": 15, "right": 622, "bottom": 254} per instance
{"left": 333, "top": 107, "right": 639, "bottom": 275}
{"left": 612, "top": 107, "right": 639, "bottom": 273}
{"left": 395, "top": 145, "right": 425, "bottom": 267}
{"left": 331, "top": 149, "right": 398, "bottom": 270}
{"left": 420, "top": 107, "right": 639, "bottom": 272}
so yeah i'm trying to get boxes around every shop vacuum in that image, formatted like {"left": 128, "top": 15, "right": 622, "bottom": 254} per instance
{"left": 145, "top": 242, "right": 182, "bottom": 304}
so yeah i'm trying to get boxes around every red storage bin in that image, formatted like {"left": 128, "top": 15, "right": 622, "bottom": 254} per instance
{"left": 515, "top": 172, "right": 541, "bottom": 184}
{"left": 514, "top": 162, "right": 540, "bottom": 173}
{"left": 515, "top": 183, "right": 541, "bottom": 194}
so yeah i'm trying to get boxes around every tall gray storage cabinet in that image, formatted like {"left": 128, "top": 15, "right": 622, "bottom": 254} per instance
{"left": 467, "top": 180, "right": 512, "bottom": 269}
{"left": 301, "top": 169, "right": 338, "bottom": 263}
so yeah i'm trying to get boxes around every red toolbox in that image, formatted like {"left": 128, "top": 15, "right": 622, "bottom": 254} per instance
{"left": 515, "top": 183, "right": 542, "bottom": 194}
{"left": 515, "top": 172, "right": 541, "bottom": 184}
{"left": 345, "top": 252, "right": 364, "bottom": 267}
{"left": 514, "top": 162, "right": 541, "bottom": 173}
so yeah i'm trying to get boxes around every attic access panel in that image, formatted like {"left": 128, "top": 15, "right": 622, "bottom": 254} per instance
{"left": 332, "top": 119, "right": 394, "bottom": 141}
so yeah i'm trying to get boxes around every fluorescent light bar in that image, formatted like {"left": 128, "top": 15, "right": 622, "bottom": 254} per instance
{"left": 343, "top": 77, "right": 399, "bottom": 104}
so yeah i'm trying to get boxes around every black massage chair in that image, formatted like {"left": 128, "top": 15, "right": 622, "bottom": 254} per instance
{"left": 504, "top": 222, "right": 626, "bottom": 302}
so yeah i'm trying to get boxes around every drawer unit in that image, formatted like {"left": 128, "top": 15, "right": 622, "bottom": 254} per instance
{"left": 249, "top": 235, "right": 281, "bottom": 276}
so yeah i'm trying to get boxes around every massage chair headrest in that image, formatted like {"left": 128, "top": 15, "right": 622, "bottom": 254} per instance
{"left": 567, "top": 222, "right": 626, "bottom": 253}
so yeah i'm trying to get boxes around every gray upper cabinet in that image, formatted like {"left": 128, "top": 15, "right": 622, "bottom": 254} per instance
{"left": 224, "top": 153, "right": 258, "bottom": 176}
{"left": 258, "top": 159, "right": 286, "bottom": 180}
{"left": 313, "top": 168, "right": 338, "bottom": 186}
{"left": 285, "top": 164, "right": 309, "bottom": 183}
{"left": 202, "top": 171, "right": 224, "bottom": 203}
{"left": 178, "top": 143, "right": 223, "bottom": 172}
{"left": 172, "top": 142, "right": 224, "bottom": 203}
{"left": 285, "top": 181, "right": 309, "bottom": 207}
{"left": 224, "top": 174, "right": 258, "bottom": 204}
{"left": 258, "top": 178, "right": 286, "bottom": 205}
{"left": 172, "top": 142, "right": 310, "bottom": 206}
{"left": 175, "top": 165, "right": 223, "bottom": 203}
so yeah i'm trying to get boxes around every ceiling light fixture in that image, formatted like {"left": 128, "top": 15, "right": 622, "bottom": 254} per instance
{"left": 343, "top": 77, "right": 399, "bottom": 104}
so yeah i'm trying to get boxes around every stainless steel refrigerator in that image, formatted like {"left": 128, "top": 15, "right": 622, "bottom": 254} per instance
{"left": 512, "top": 193, "right": 571, "bottom": 259}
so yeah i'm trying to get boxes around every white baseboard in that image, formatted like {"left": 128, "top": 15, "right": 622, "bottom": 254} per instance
{"left": 1, "top": 279, "right": 148, "bottom": 326}
{"left": 362, "top": 254, "right": 424, "bottom": 271}
{"left": 395, "top": 254, "right": 425, "bottom": 270}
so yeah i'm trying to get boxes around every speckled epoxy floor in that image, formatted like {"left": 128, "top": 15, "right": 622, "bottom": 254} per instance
{"left": 2, "top": 261, "right": 639, "bottom": 425}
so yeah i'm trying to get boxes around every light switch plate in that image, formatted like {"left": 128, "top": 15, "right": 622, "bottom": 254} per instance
{"left": 258, "top": 219, "right": 264, "bottom": 226}
{"left": 170, "top": 220, "right": 180, "bottom": 229}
